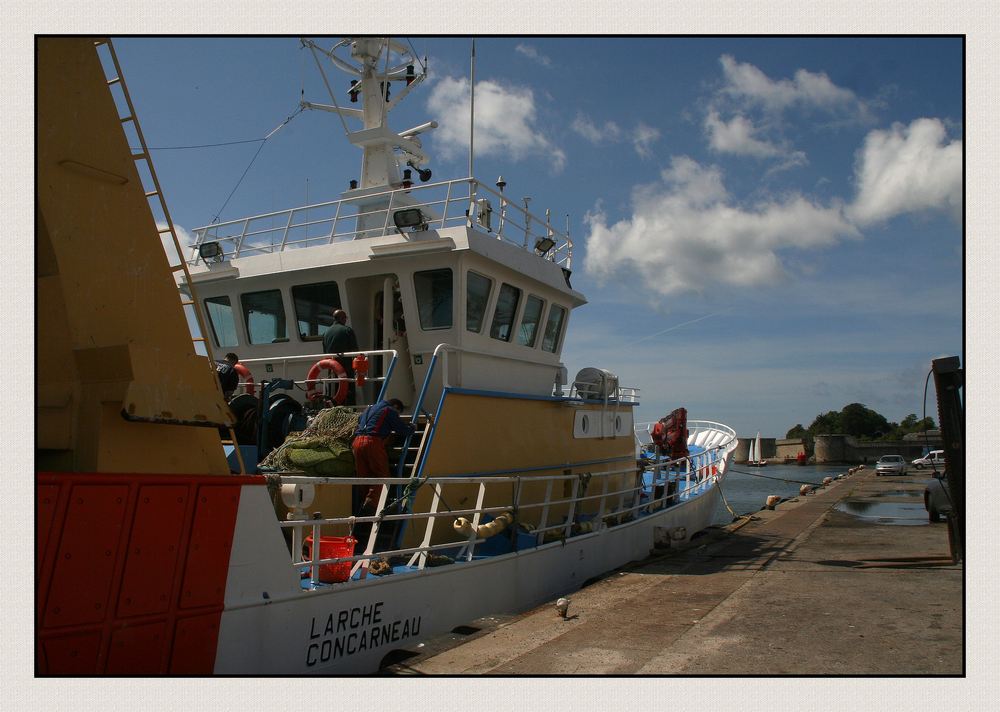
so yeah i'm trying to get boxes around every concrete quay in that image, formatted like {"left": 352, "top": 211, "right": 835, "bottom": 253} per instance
{"left": 385, "top": 468, "right": 963, "bottom": 675}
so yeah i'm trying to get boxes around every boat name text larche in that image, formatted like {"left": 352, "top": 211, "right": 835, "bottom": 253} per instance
{"left": 306, "top": 600, "right": 422, "bottom": 666}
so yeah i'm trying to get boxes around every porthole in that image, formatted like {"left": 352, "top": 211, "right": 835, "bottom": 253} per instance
{"left": 615, "top": 415, "right": 622, "bottom": 432}
{"left": 581, "top": 414, "right": 589, "bottom": 434}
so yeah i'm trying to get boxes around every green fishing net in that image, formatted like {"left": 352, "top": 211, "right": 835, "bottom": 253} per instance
{"left": 259, "top": 406, "right": 359, "bottom": 476}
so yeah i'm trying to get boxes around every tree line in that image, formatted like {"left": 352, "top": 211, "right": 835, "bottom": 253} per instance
{"left": 786, "top": 403, "right": 936, "bottom": 444}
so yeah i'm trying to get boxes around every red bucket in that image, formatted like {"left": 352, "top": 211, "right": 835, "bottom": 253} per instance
{"left": 304, "top": 535, "right": 357, "bottom": 583}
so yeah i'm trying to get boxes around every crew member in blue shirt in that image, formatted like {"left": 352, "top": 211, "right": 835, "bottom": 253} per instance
{"left": 351, "top": 398, "right": 414, "bottom": 550}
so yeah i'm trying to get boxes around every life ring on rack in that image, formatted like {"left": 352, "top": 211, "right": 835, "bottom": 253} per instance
{"left": 232, "top": 363, "right": 256, "bottom": 396}
{"left": 305, "top": 358, "right": 348, "bottom": 403}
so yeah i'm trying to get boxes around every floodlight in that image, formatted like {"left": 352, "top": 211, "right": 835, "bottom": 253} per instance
{"left": 198, "top": 241, "right": 223, "bottom": 262}
{"left": 534, "top": 236, "right": 557, "bottom": 255}
{"left": 393, "top": 208, "right": 426, "bottom": 231}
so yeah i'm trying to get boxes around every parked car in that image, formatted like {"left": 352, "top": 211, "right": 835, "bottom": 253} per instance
{"left": 912, "top": 449, "right": 946, "bottom": 469}
{"left": 924, "top": 471, "right": 953, "bottom": 522}
{"left": 875, "top": 455, "right": 907, "bottom": 476}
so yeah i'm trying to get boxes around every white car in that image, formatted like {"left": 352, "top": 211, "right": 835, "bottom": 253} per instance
{"left": 912, "top": 450, "right": 946, "bottom": 469}
{"left": 924, "top": 472, "right": 952, "bottom": 523}
{"left": 875, "top": 455, "right": 907, "bottom": 476}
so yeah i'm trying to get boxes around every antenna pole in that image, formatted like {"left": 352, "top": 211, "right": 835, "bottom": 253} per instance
{"left": 469, "top": 38, "right": 476, "bottom": 179}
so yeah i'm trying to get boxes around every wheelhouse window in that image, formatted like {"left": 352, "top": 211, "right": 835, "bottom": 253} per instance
{"left": 466, "top": 271, "right": 493, "bottom": 333}
{"left": 541, "top": 304, "right": 567, "bottom": 353}
{"left": 414, "top": 268, "right": 453, "bottom": 330}
{"left": 204, "top": 295, "right": 238, "bottom": 348}
{"left": 241, "top": 289, "right": 288, "bottom": 344}
{"left": 292, "top": 281, "right": 341, "bottom": 341}
{"left": 517, "top": 295, "right": 544, "bottom": 347}
{"left": 490, "top": 283, "right": 522, "bottom": 342}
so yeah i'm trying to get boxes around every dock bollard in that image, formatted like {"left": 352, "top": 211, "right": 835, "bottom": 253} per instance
{"left": 555, "top": 597, "right": 571, "bottom": 619}
{"left": 765, "top": 495, "right": 781, "bottom": 510}
{"left": 799, "top": 484, "right": 812, "bottom": 497}
{"left": 822, "top": 477, "right": 833, "bottom": 487}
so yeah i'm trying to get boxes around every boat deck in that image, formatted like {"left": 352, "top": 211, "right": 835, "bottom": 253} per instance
{"left": 295, "top": 446, "right": 718, "bottom": 590}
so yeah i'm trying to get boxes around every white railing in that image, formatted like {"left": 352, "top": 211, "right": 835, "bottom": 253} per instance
{"left": 276, "top": 420, "right": 735, "bottom": 588}
{"left": 189, "top": 177, "right": 573, "bottom": 268}
{"left": 634, "top": 419, "right": 738, "bottom": 452}
{"left": 234, "top": 349, "right": 398, "bottom": 399}
{"left": 279, "top": 458, "right": 719, "bottom": 585}
{"left": 568, "top": 381, "right": 641, "bottom": 404}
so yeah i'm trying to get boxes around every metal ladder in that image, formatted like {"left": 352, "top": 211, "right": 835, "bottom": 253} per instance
{"left": 93, "top": 38, "right": 246, "bottom": 475}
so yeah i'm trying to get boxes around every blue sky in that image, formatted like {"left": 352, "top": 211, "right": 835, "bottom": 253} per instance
{"left": 112, "top": 36, "right": 963, "bottom": 438}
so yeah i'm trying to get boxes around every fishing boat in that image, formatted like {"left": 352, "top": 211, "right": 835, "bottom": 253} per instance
{"left": 747, "top": 432, "right": 767, "bottom": 466}
{"left": 36, "top": 37, "right": 738, "bottom": 675}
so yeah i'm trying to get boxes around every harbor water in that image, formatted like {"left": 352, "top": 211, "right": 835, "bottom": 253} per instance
{"left": 712, "top": 463, "right": 852, "bottom": 525}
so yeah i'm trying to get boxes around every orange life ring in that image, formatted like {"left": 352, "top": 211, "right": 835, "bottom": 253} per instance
{"left": 232, "top": 363, "right": 256, "bottom": 396}
{"left": 305, "top": 358, "right": 348, "bottom": 403}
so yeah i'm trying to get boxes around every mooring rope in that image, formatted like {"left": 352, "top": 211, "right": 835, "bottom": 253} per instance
{"left": 728, "top": 467, "right": 831, "bottom": 488}
{"left": 713, "top": 474, "right": 747, "bottom": 520}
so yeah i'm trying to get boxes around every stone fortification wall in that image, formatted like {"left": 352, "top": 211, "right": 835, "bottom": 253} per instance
{"left": 813, "top": 434, "right": 941, "bottom": 464}
{"left": 775, "top": 438, "right": 809, "bottom": 460}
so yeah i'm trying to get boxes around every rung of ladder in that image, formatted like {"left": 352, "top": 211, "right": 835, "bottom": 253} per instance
{"left": 144, "top": 190, "right": 159, "bottom": 198}
{"left": 107, "top": 76, "right": 121, "bottom": 86}
{"left": 158, "top": 226, "right": 173, "bottom": 233}
{"left": 170, "top": 264, "right": 186, "bottom": 273}
{"left": 120, "top": 115, "right": 134, "bottom": 124}
{"left": 131, "top": 152, "right": 147, "bottom": 160}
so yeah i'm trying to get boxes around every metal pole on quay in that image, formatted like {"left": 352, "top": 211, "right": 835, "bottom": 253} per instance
{"left": 933, "top": 355, "right": 964, "bottom": 562}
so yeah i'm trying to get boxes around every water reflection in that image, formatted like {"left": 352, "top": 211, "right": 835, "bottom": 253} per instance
{"left": 835, "top": 500, "right": 927, "bottom": 525}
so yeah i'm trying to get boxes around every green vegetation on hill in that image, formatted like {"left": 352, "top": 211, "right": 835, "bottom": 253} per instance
{"left": 786, "top": 403, "right": 935, "bottom": 444}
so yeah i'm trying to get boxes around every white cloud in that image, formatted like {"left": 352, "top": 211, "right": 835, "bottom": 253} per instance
{"left": 571, "top": 114, "right": 622, "bottom": 143}
{"left": 631, "top": 122, "right": 660, "bottom": 160}
{"left": 705, "top": 55, "right": 872, "bottom": 169}
{"left": 704, "top": 110, "right": 783, "bottom": 158}
{"left": 514, "top": 43, "right": 551, "bottom": 67}
{"left": 156, "top": 221, "right": 194, "bottom": 265}
{"left": 572, "top": 112, "right": 659, "bottom": 159}
{"left": 583, "top": 156, "right": 859, "bottom": 296}
{"left": 719, "top": 54, "right": 863, "bottom": 115}
{"left": 427, "top": 76, "right": 566, "bottom": 172}
{"left": 849, "top": 118, "right": 963, "bottom": 225}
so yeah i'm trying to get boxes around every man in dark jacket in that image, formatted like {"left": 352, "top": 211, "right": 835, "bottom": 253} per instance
{"left": 322, "top": 309, "right": 359, "bottom": 404}
{"left": 215, "top": 355, "right": 239, "bottom": 400}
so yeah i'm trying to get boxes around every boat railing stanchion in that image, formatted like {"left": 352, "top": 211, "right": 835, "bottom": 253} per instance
{"left": 466, "top": 178, "right": 477, "bottom": 228}
{"left": 564, "top": 471, "right": 578, "bottom": 538}
{"left": 381, "top": 187, "right": 396, "bottom": 236}
{"left": 235, "top": 218, "right": 250, "bottom": 258}
{"left": 309, "top": 512, "right": 322, "bottom": 586}
{"left": 496, "top": 176, "right": 507, "bottom": 237}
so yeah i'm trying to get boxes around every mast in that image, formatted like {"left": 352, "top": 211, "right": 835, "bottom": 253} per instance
{"left": 300, "top": 37, "right": 434, "bottom": 191}
{"left": 469, "top": 38, "right": 476, "bottom": 180}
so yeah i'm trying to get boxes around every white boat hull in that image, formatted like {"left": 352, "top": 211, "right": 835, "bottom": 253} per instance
{"left": 214, "top": 475, "right": 724, "bottom": 674}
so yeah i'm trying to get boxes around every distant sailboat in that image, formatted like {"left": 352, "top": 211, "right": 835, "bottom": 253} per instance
{"left": 748, "top": 431, "right": 767, "bottom": 467}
